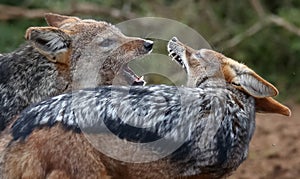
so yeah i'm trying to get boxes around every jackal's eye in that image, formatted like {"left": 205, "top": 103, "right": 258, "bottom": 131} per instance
{"left": 99, "top": 38, "right": 115, "bottom": 47}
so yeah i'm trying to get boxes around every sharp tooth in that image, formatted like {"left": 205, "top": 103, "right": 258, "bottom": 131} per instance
{"left": 182, "top": 64, "right": 185, "bottom": 68}
{"left": 139, "top": 76, "right": 144, "bottom": 81}
{"left": 172, "top": 57, "right": 176, "bottom": 61}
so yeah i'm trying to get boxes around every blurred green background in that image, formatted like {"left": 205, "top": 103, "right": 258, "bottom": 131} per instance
{"left": 0, "top": 0, "right": 299, "bottom": 102}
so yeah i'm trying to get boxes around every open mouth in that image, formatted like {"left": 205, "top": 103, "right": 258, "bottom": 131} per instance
{"left": 167, "top": 38, "right": 187, "bottom": 71}
{"left": 121, "top": 64, "right": 145, "bottom": 86}
{"left": 120, "top": 39, "right": 153, "bottom": 86}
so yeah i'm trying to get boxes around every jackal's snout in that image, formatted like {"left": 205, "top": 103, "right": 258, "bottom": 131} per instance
{"left": 167, "top": 37, "right": 187, "bottom": 69}
{"left": 123, "top": 39, "right": 153, "bottom": 57}
{"left": 143, "top": 40, "right": 153, "bottom": 52}
{"left": 114, "top": 38, "right": 152, "bottom": 86}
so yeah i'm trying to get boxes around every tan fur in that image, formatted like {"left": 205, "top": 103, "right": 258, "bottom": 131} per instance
{"left": 3, "top": 124, "right": 217, "bottom": 179}
{"left": 220, "top": 56, "right": 290, "bottom": 116}
{"left": 4, "top": 125, "right": 110, "bottom": 179}
{"left": 220, "top": 56, "right": 278, "bottom": 97}
{"left": 45, "top": 13, "right": 81, "bottom": 28}
{"left": 255, "top": 97, "right": 291, "bottom": 116}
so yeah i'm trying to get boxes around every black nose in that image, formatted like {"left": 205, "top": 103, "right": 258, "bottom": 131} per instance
{"left": 171, "top": 37, "right": 178, "bottom": 42}
{"left": 143, "top": 40, "right": 153, "bottom": 51}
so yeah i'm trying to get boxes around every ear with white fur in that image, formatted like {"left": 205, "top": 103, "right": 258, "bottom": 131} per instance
{"left": 45, "top": 13, "right": 80, "bottom": 27}
{"left": 231, "top": 71, "right": 279, "bottom": 98}
{"left": 25, "top": 27, "right": 71, "bottom": 64}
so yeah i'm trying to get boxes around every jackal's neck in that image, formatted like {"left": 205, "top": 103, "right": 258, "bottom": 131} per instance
{"left": 0, "top": 43, "right": 69, "bottom": 131}
{"left": 11, "top": 44, "right": 69, "bottom": 101}
{"left": 167, "top": 86, "right": 255, "bottom": 177}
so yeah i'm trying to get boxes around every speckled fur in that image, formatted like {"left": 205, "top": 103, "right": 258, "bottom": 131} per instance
{"left": 3, "top": 82, "right": 255, "bottom": 179}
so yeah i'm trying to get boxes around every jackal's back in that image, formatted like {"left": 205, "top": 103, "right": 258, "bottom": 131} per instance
{"left": 7, "top": 82, "right": 255, "bottom": 178}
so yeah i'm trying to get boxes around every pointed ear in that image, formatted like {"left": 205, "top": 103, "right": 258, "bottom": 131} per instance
{"left": 232, "top": 72, "right": 279, "bottom": 98}
{"left": 45, "top": 13, "right": 80, "bottom": 27}
{"left": 255, "top": 97, "right": 291, "bottom": 116}
{"left": 25, "top": 27, "right": 71, "bottom": 64}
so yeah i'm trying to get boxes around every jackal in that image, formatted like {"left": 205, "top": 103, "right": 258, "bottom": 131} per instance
{"left": 0, "top": 13, "right": 152, "bottom": 132}
{"left": 0, "top": 13, "right": 152, "bottom": 176}
{"left": 168, "top": 37, "right": 290, "bottom": 116}
{"left": 2, "top": 38, "right": 289, "bottom": 178}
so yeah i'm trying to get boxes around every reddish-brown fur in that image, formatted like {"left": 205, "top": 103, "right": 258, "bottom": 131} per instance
{"left": 4, "top": 124, "right": 217, "bottom": 179}
{"left": 4, "top": 125, "right": 109, "bottom": 179}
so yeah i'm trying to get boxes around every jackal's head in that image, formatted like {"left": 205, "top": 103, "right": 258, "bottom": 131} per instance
{"left": 25, "top": 13, "right": 153, "bottom": 88}
{"left": 168, "top": 37, "right": 226, "bottom": 87}
{"left": 168, "top": 37, "right": 291, "bottom": 116}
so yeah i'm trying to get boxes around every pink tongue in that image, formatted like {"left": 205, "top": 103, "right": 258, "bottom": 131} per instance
{"left": 122, "top": 65, "right": 145, "bottom": 86}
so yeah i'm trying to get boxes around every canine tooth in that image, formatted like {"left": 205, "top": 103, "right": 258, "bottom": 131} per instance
{"left": 139, "top": 76, "right": 144, "bottom": 81}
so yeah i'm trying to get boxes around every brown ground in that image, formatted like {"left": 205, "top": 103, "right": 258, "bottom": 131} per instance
{"left": 230, "top": 102, "right": 300, "bottom": 179}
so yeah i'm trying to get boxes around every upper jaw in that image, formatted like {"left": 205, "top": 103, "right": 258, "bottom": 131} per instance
{"left": 167, "top": 37, "right": 187, "bottom": 71}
